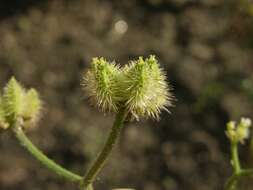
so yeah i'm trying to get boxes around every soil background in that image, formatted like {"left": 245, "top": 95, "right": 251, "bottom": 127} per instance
{"left": 1, "top": 0, "right": 253, "bottom": 190}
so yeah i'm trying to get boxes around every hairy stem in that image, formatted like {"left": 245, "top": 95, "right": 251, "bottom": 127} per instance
{"left": 83, "top": 107, "right": 128, "bottom": 188}
{"left": 13, "top": 125, "right": 83, "bottom": 184}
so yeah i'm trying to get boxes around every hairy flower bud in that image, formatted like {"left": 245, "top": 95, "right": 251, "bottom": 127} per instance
{"left": 22, "top": 88, "right": 42, "bottom": 127}
{"left": 0, "top": 96, "right": 9, "bottom": 129}
{"left": 2, "top": 77, "right": 26, "bottom": 124}
{"left": 83, "top": 57, "right": 121, "bottom": 112}
{"left": 83, "top": 55, "right": 172, "bottom": 120}
{"left": 122, "top": 56, "right": 172, "bottom": 120}
{"left": 0, "top": 77, "right": 42, "bottom": 129}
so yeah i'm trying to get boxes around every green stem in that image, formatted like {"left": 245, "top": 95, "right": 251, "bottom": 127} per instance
{"left": 239, "top": 169, "right": 253, "bottom": 177}
{"left": 231, "top": 142, "right": 241, "bottom": 174}
{"left": 225, "top": 142, "right": 242, "bottom": 190}
{"left": 87, "top": 184, "right": 94, "bottom": 190}
{"left": 83, "top": 107, "right": 128, "bottom": 188}
{"left": 225, "top": 169, "right": 253, "bottom": 190}
{"left": 13, "top": 125, "right": 83, "bottom": 184}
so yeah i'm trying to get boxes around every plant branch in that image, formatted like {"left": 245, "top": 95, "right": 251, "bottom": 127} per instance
{"left": 83, "top": 107, "right": 128, "bottom": 188}
{"left": 225, "top": 142, "right": 241, "bottom": 190}
{"left": 224, "top": 142, "right": 253, "bottom": 190}
{"left": 225, "top": 169, "right": 253, "bottom": 190}
{"left": 13, "top": 124, "right": 83, "bottom": 184}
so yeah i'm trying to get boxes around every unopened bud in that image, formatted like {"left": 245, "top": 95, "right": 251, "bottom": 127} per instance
{"left": 225, "top": 118, "right": 252, "bottom": 144}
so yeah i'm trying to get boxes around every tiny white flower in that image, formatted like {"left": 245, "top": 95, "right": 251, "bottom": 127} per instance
{"left": 225, "top": 118, "right": 252, "bottom": 144}
{"left": 240, "top": 117, "right": 252, "bottom": 128}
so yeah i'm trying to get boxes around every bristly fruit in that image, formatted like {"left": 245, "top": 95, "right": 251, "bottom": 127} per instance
{"left": 83, "top": 55, "right": 172, "bottom": 120}
{"left": 122, "top": 55, "right": 172, "bottom": 120}
{"left": 82, "top": 57, "right": 121, "bottom": 112}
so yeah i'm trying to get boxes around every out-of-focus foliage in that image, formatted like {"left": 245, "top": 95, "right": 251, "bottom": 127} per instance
{"left": 0, "top": 0, "right": 253, "bottom": 190}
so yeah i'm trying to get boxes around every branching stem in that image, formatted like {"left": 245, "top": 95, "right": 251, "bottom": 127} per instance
{"left": 13, "top": 124, "right": 83, "bottom": 184}
{"left": 225, "top": 169, "right": 253, "bottom": 190}
{"left": 225, "top": 142, "right": 253, "bottom": 190}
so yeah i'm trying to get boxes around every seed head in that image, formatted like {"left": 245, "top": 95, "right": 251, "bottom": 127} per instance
{"left": 83, "top": 55, "right": 173, "bottom": 120}
{"left": 122, "top": 56, "right": 172, "bottom": 120}
{"left": 83, "top": 57, "right": 121, "bottom": 112}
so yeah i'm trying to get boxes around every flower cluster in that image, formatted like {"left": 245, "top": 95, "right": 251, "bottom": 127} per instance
{"left": 82, "top": 55, "right": 172, "bottom": 120}
{"left": 0, "top": 77, "right": 42, "bottom": 130}
{"left": 226, "top": 117, "right": 252, "bottom": 144}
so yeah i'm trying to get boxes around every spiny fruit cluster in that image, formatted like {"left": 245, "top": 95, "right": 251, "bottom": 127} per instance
{"left": 83, "top": 55, "right": 172, "bottom": 120}
{"left": 0, "top": 77, "right": 42, "bottom": 130}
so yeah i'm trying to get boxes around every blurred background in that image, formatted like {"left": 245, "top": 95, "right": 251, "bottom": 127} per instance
{"left": 1, "top": 0, "right": 253, "bottom": 190}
